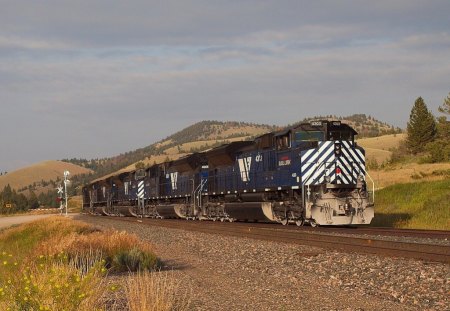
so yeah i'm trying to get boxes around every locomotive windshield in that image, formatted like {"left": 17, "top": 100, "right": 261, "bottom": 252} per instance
{"left": 327, "top": 130, "right": 354, "bottom": 141}
{"left": 294, "top": 130, "right": 323, "bottom": 142}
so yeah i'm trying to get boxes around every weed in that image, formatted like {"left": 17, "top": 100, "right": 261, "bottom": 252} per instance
{"left": 0, "top": 217, "right": 179, "bottom": 309}
{"left": 125, "top": 271, "right": 191, "bottom": 311}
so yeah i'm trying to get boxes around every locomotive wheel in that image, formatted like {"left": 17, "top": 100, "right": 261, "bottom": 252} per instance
{"left": 295, "top": 218, "right": 305, "bottom": 227}
{"left": 310, "top": 219, "right": 318, "bottom": 227}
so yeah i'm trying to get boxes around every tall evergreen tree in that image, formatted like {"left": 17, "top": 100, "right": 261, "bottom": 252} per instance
{"left": 406, "top": 97, "right": 437, "bottom": 154}
{"left": 426, "top": 92, "right": 450, "bottom": 162}
{"left": 438, "top": 92, "right": 450, "bottom": 116}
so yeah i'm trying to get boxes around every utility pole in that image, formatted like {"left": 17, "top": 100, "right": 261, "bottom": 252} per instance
{"left": 64, "top": 170, "right": 70, "bottom": 216}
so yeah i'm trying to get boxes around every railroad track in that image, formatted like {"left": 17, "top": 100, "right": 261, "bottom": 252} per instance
{"left": 224, "top": 222, "right": 450, "bottom": 239}
{"left": 87, "top": 215, "right": 450, "bottom": 264}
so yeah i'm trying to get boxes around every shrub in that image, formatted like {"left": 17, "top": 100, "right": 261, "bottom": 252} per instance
{"left": 33, "top": 227, "right": 159, "bottom": 272}
{"left": 0, "top": 254, "right": 106, "bottom": 311}
{"left": 112, "top": 247, "right": 159, "bottom": 272}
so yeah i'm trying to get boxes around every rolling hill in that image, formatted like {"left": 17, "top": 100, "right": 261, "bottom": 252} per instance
{"left": 356, "top": 133, "right": 406, "bottom": 164}
{"left": 0, "top": 160, "right": 92, "bottom": 193}
{"left": 6, "top": 114, "right": 402, "bottom": 193}
{"left": 73, "top": 114, "right": 400, "bottom": 179}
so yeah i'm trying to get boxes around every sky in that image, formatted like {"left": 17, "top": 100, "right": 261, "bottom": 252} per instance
{"left": 1, "top": 0, "right": 449, "bottom": 172}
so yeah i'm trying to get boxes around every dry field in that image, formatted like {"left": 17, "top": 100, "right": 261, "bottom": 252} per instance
{"left": 0, "top": 160, "right": 91, "bottom": 191}
{"left": 368, "top": 162, "right": 450, "bottom": 189}
{"left": 357, "top": 133, "right": 406, "bottom": 165}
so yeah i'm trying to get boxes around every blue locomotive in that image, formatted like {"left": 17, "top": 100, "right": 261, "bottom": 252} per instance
{"left": 83, "top": 120, "right": 374, "bottom": 226}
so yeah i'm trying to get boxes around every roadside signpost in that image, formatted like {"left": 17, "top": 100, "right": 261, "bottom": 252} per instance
{"left": 64, "top": 171, "right": 70, "bottom": 216}
{"left": 57, "top": 171, "right": 70, "bottom": 216}
{"left": 57, "top": 185, "right": 64, "bottom": 214}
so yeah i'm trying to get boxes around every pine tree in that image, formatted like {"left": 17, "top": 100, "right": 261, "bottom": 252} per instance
{"left": 426, "top": 92, "right": 450, "bottom": 162}
{"left": 406, "top": 97, "right": 437, "bottom": 154}
{"left": 438, "top": 92, "right": 450, "bottom": 115}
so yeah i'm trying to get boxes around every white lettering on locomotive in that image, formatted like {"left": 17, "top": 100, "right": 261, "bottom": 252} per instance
{"left": 255, "top": 153, "right": 263, "bottom": 162}
{"left": 238, "top": 156, "right": 252, "bottom": 182}
{"left": 170, "top": 172, "right": 178, "bottom": 190}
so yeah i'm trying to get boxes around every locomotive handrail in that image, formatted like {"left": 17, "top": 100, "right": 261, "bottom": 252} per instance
{"left": 365, "top": 171, "right": 375, "bottom": 203}
{"left": 301, "top": 161, "right": 327, "bottom": 211}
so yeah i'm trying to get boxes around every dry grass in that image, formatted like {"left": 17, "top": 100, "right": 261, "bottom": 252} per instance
{"left": 357, "top": 133, "right": 406, "bottom": 151}
{"left": 164, "top": 136, "right": 253, "bottom": 154}
{"left": 119, "top": 154, "right": 186, "bottom": 173}
{"left": 32, "top": 224, "right": 159, "bottom": 272}
{"left": 368, "top": 162, "right": 450, "bottom": 189}
{"left": 218, "top": 125, "right": 270, "bottom": 138}
{"left": 357, "top": 134, "right": 406, "bottom": 165}
{"left": 125, "top": 271, "right": 191, "bottom": 311}
{"left": 0, "top": 160, "right": 92, "bottom": 191}
{"left": 0, "top": 216, "right": 175, "bottom": 309}
{"left": 154, "top": 139, "right": 174, "bottom": 149}
{"left": 68, "top": 195, "right": 83, "bottom": 213}
{"left": 364, "top": 147, "right": 392, "bottom": 165}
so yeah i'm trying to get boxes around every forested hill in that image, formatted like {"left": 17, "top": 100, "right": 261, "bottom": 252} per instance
{"left": 297, "top": 114, "right": 402, "bottom": 137}
{"left": 63, "top": 121, "right": 277, "bottom": 180}
{"left": 64, "top": 115, "right": 401, "bottom": 181}
{"left": 3, "top": 114, "right": 400, "bottom": 199}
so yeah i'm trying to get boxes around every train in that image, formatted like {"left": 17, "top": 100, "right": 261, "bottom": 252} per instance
{"left": 82, "top": 120, "right": 374, "bottom": 226}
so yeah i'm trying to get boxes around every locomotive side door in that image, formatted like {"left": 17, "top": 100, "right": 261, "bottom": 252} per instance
{"left": 275, "top": 130, "right": 293, "bottom": 187}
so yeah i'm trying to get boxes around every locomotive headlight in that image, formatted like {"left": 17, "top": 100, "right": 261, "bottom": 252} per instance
{"left": 334, "top": 142, "right": 341, "bottom": 156}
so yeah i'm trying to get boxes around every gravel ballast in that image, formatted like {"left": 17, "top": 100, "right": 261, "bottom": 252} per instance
{"left": 77, "top": 215, "right": 449, "bottom": 311}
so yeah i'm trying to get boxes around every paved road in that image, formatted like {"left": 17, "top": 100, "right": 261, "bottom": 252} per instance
{"left": 0, "top": 214, "right": 62, "bottom": 230}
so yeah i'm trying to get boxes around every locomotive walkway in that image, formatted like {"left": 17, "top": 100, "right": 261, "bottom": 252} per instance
{"left": 98, "top": 216, "right": 450, "bottom": 263}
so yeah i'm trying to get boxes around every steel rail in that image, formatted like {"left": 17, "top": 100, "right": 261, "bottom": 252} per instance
{"left": 83, "top": 215, "right": 450, "bottom": 264}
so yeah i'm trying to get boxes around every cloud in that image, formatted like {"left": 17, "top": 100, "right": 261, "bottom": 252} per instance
{"left": 0, "top": 35, "right": 71, "bottom": 50}
{"left": 1, "top": 0, "right": 450, "bottom": 171}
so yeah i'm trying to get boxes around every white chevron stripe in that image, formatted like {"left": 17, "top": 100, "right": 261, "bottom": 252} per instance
{"left": 342, "top": 148, "right": 365, "bottom": 176}
{"left": 302, "top": 148, "right": 316, "bottom": 161}
{"left": 301, "top": 143, "right": 334, "bottom": 184}
{"left": 138, "top": 181, "right": 145, "bottom": 198}
{"left": 338, "top": 157, "right": 355, "bottom": 184}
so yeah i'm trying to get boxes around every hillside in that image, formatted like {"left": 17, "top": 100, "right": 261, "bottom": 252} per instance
{"left": 357, "top": 133, "right": 406, "bottom": 165}
{"left": 298, "top": 114, "right": 402, "bottom": 137}
{"left": 65, "top": 121, "right": 277, "bottom": 180}
{"left": 52, "top": 116, "right": 402, "bottom": 192}
{"left": 76, "top": 116, "right": 398, "bottom": 176}
{"left": 0, "top": 160, "right": 92, "bottom": 192}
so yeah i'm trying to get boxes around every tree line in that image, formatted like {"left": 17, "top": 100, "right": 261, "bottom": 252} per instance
{"left": 405, "top": 93, "right": 450, "bottom": 162}
{"left": 0, "top": 185, "right": 59, "bottom": 214}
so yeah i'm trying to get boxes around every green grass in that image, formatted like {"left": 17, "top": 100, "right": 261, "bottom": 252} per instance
{"left": 372, "top": 179, "right": 450, "bottom": 230}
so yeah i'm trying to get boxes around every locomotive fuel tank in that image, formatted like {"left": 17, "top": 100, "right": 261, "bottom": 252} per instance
{"left": 154, "top": 204, "right": 184, "bottom": 219}
{"left": 224, "top": 202, "right": 277, "bottom": 222}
